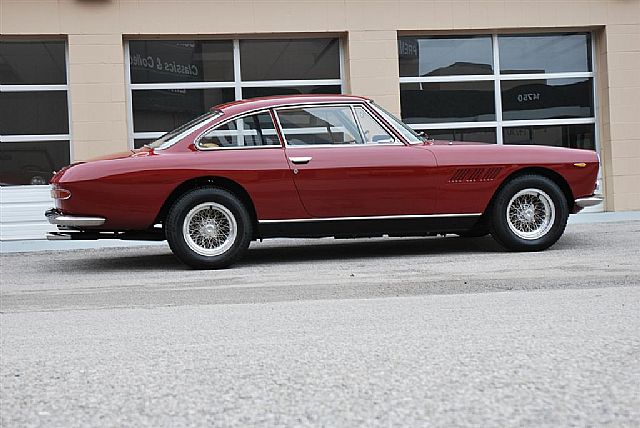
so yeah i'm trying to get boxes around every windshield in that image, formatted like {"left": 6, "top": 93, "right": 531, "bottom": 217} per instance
{"left": 145, "top": 110, "right": 221, "bottom": 150}
{"left": 370, "top": 102, "right": 423, "bottom": 144}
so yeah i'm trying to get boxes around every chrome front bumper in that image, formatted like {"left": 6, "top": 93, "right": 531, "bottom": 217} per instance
{"left": 45, "top": 209, "right": 106, "bottom": 227}
{"left": 575, "top": 195, "right": 604, "bottom": 208}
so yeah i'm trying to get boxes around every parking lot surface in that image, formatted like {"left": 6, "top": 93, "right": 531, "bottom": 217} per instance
{"left": 1, "top": 220, "right": 639, "bottom": 426}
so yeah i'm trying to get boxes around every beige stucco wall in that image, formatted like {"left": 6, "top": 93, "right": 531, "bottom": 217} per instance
{"left": 1, "top": 0, "right": 639, "bottom": 210}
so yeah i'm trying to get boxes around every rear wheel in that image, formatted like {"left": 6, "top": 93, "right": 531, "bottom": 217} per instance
{"left": 489, "top": 175, "right": 568, "bottom": 251}
{"left": 166, "top": 188, "right": 252, "bottom": 269}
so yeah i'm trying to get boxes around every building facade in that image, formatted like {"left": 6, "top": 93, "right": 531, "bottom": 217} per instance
{"left": 1, "top": 0, "right": 639, "bottom": 239}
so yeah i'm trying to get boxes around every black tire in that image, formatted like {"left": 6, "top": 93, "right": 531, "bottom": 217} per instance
{"left": 165, "top": 187, "right": 252, "bottom": 269}
{"left": 489, "top": 175, "right": 568, "bottom": 252}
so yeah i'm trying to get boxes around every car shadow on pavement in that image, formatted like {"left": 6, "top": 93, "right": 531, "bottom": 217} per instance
{"left": 52, "top": 236, "right": 505, "bottom": 272}
{"left": 241, "top": 236, "right": 504, "bottom": 266}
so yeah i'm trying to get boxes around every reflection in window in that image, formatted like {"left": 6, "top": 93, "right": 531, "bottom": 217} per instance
{"left": 0, "top": 141, "right": 70, "bottom": 185}
{"left": 0, "top": 41, "right": 66, "bottom": 85}
{"left": 501, "top": 78, "right": 593, "bottom": 120}
{"left": 400, "top": 81, "right": 495, "bottom": 124}
{"left": 353, "top": 106, "right": 394, "bottom": 144}
{"left": 0, "top": 91, "right": 69, "bottom": 135}
{"left": 503, "top": 124, "right": 595, "bottom": 150}
{"left": 399, "top": 36, "right": 493, "bottom": 77}
{"left": 129, "top": 40, "right": 234, "bottom": 84}
{"left": 499, "top": 33, "right": 592, "bottom": 74}
{"left": 132, "top": 88, "right": 234, "bottom": 132}
{"left": 277, "top": 106, "right": 363, "bottom": 146}
{"left": 242, "top": 85, "right": 341, "bottom": 99}
{"left": 199, "top": 112, "right": 280, "bottom": 148}
{"left": 424, "top": 128, "right": 497, "bottom": 144}
{"left": 240, "top": 39, "right": 340, "bottom": 81}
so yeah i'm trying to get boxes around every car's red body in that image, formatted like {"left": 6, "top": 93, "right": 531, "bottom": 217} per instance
{"left": 47, "top": 94, "right": 600, "bottom": 267}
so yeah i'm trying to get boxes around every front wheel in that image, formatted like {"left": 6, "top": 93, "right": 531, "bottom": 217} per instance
{"left": 489, "top": 175, "right": 568, "bottom": 251}
{"left": 165, "top": 188, "right": 252, "bottom": 269}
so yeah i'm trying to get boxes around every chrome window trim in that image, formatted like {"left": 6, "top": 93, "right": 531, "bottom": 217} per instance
{"left": 258, "top": 213, "right": 482, "bottom": 223}
{"left": 273, "top": 103, "right": 403, "bottom": 148}
{"left": 350, "top": 104, "right": 401, "bottom": 145}
{"left": 153, "top": 112, "right": 223, "bottom": 151}
{"left": 194, "top": 108, "right": 282, "bottom": 151}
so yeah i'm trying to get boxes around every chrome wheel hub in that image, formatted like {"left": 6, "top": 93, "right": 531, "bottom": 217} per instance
{"left": 506, "top": 188, "right": 555, "bottom": 240}
{"left": 183, "top": 202, "right": 237, "bottom": 256}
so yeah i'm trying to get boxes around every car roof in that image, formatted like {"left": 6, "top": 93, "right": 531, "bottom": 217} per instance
{"left": 212, "top": 94, "right": 371, "bottom": 116}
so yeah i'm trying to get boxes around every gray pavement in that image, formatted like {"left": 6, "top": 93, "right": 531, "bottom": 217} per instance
{"left": 1, "top": 219, "right": 640, "bottom": 426}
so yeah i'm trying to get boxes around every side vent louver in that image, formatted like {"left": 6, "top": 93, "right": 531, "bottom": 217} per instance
{"left": 449, "top": 167, "right": 502, "bottom": 183}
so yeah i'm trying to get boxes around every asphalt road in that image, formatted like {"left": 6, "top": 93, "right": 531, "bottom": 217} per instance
{"left": 1, "top": 220, "right": 639, "bottom": 426}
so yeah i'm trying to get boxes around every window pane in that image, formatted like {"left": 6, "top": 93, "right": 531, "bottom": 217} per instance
{"left": 423, "top": 128, "right": 497, "bottom": 144}
{"left": 353, "top": 106, "right": 394, "bottom": 144}
{"left": 199, "top": 112, "right": 280, "bottom": 148}
{"left": 129, "top": 40, "right": 234, "bottom": 83}
{"left": 501, "top": 78, "right": 593, "bottom": 120}
{"left": 240, "top": 39, "right": 340, "bottom": 81}
{"left": 400, "top": 81, "right": 495, "bottom": 124}
{"left": 503, "top": 124, "right": 595, "bottom": 150}
{"left": 0, "top": 141, "right": 70, "bottom": 186}
{"left": 399, "top": 36, "right": 493, "bottom": 77}
{"left": 0, "top": 41, "right": 66, "bottom": 85}
{"left": 0, "top": 91, "right": 69, "bottom": 135}
{"left": 499, "top": 33, "right": 592, "bottom": 74}
{"left": 132, "top": 88, "right": 234, "bottom": 132}
{"left": 242, "top": 85, "right": 340, "bottom": 99}
{"left": 277, "top": 106, "right": 363, "bottom": 146}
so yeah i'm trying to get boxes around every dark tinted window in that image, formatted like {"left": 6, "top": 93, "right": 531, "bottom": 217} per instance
{"left": 424, "top": 128, "right": 497, "bottom": 144}
{"left": 132, "top": 88, "right": 234, "bottom": 132}
{"left": 399, "top": 36, "right": 493, "bottom": 77}
{"left": 501, "top": 78, "right": 593, "bottom": 120}
{"left": 0, "top": 41, "right": 66, "bottom": 85}
{"left": 400, "top": 81, "right": 495, "bottom": 123}
{"left": 0, "top": 91, "right": 69, "bottom": 135}
{"left": 0, "top": 141, "right": 70, "bottom": 186}
{"left": 240, "top": 39, "right": 340, "bottom": 81}
{"left": 129, "top": 40, "right": 234, "bottom": 83}
{"left": 242, "top": 85, "right": 341, "bottom": 99}
{"left": 503, "top": 124, "right": 595, "bottom": 150}
{"left": 499, "top": 33, "right": 592, "bottom": 74}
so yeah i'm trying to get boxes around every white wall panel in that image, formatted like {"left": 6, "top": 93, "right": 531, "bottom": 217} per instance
{"left": 0, "top": 186, "right": 55, "bottom": 241}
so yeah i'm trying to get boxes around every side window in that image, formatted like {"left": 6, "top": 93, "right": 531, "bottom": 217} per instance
{"left": 277, "top": 106, "right": 363, "bottom": 146}
{"left": 354, "top": 106, "right": 396, "bottom": 144}
{"left": 199, "top": 112, "right": 280, "bottom": 148}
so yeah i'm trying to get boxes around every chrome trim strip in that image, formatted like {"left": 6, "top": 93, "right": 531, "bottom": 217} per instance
{"left": 289, "top": 156, "right": 313, "bottom": 164}
{"left": 575, "top": 196, "right": 603, "bottom": 208}
{"left": 46, "top": 233, "right": 72, "bottom": 241}
{"left": 47, "top": 214, "right": 106, "bottom": 227}
{"left": 258, "top": 213, "right": 482, "bottom": 224}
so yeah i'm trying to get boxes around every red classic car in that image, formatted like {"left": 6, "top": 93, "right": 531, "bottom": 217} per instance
{"left": 46, "top": 94, "right": 602, "bottom": 269}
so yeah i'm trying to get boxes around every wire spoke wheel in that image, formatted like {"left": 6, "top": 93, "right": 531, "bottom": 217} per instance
{"left": 182, "top": 202, "right": 237, "bottom": 256}
{"left": 506, "top": 188, "right": 555, "bottom": 240}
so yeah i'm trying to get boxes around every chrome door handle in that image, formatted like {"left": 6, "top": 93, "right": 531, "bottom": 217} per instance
{"left": 289, "top": 156, "right": 312, "bottom": 165}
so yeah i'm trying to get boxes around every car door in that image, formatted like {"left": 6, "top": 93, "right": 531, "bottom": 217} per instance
{"left": 275, "top": 103, "right": 439, "bottom": 218}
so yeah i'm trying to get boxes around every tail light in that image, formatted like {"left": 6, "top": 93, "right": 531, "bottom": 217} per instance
{"left": 51, "top": 187, "right": 71, "bottom": 200}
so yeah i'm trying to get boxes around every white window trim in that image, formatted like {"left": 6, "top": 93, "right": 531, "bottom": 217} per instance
{"left": 125, "top": 38, "right": 344, "bottom": 148}
{"left": 398, "top": 32, "right": 598, "bottom": 147}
